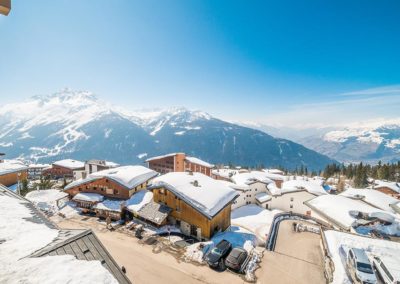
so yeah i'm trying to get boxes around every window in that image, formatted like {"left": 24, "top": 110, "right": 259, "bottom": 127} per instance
{"left": 176, "top": 205, "right": 181, "bottom": 212}
{"left": 105, "top": 179, "right": 109, "bottom": 183}
{"left": 266, "top": 204, "right": 269, "bottom": 209}
{"left": 290, "top": 205, "right": 293, "bottom": 209}
{"left": 93, "top": 187, "right": 97, "bottom": 191}
{"left": 176, "top": 220, "right": 181, "bottom": 227}
{"left": 114, "top": 189, "right": 119, "bottom": 195}
{"left": 290, "top": 197, "right": 294, "bottom": 202}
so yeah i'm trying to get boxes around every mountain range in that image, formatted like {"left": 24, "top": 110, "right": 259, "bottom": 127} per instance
{"left": 245, "top": 121, "right": 400, "bottom": 164}
{"left": 0, "top": 89, "right": 335, "bottom": 170}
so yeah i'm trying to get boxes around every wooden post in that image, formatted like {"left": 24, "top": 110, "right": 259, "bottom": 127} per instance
{"left": 0, "top": 0, "right": 11, "bottom": 16}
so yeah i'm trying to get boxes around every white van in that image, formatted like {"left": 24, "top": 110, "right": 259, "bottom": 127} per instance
{"left": 372, "top": 256, "right": 400, "bottom": 284}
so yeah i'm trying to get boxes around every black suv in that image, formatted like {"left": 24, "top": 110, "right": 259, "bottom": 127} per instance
{"left": 205, "top": 239, "right": 232, "bottom": 269}
{"left": 225, "top": 247, "right": 248, "bottom": 272}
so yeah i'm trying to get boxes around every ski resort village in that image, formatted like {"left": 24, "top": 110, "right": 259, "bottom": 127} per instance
{"left": 1, "top": 152, "right": 400, "bottom": 284}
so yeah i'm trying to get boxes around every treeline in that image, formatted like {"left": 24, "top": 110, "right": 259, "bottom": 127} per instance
{"left": 323, "top": 161, "right": 400, "bottom": 188}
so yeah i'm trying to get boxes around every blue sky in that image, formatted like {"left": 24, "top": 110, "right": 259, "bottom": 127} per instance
{"left": 1, "top": 0, "right": 399, "bottom": 127}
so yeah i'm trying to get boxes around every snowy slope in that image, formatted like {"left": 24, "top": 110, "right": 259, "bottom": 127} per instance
{"left": 299, "top": 120, "right": 400, "bottom": 164}
{"left": 0, "top": 89, "right": 336, "bottom": 170}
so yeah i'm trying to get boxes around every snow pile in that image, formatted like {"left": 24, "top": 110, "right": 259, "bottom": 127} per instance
{"left": 26, "top": 189, "right": 68, "bottom": 214}
{"left": 126, "top": 190, "right": 153, "bottom": 213}
{"left": 245, "top": 249, "right": 262, "bottom": 282}
{"left": 184, "top": 242, "right": 210, "bottom": 264}
{"left": 151, "top": 172, "right": 239, "bottom": 218}
{"left": 231, "top": 205, "right": 282, "bottom": 244}
{"left": 0, "top": 194, "right": 117, "bottom": 283}
{"left": 324, "top": 230, "right": 400, "bottom": 284}
{"left": 340, "top": 188, "right": 399, "bottom": 213}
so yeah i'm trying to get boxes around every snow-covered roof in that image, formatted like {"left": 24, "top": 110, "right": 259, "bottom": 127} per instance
{"left": 231, "top": 171, "right": 274, "bottom": 186}
{"left": 340, "top": 188, "right": 399, "bottom": 213}
{"left": 28, "top": 163, "right": 51, "bottom": 169}
{"left": 151, "top": 172, "right": 239, "bottom": 219}
{"left": 126, "top": 190, "right": 153, "bottom": 213}
{"left": 94, "top": 199, "right": 124, "bottom": 212}
{"left": 217, "top": 180, "right": 250, "bottom": 192}
{"left": 211, "top": 168, "right": 239, "bottom": 179}
{"left": 53, "top": 159, "right": 84, "bottom": 170}
{"left": 279, "top": 179, "right": 327, "bottom": 196}
{"left": 323, "top": 230, "right": 400, "bottom": 284}
{"left": 0, "top": 186, "right": 120, "bottom": 284}
{"left": 306, "top": 195, "right": 390, "bottom": 230}
{"left": 255, "top": 192, "right": 272, "bottom": 203}
{"left": 231, "top": 204, "right": 282, "bottom": 244}
{"left": 262, "top": 169, "right": 285, "bottom": 181}
{"left": 374, "top": 180, "right": 400, "bottom": 193}
{"left": 0, "top": 160, "right": 28, "bottom": 176}
{"left": 72, "top": 192, "right": 104, "bottom": 202}
{"left": 185, "top": 156, "right": 214, "bottom": 168}
{"left": 65, "top": 165, "right": 158, "bottom": 190}
{"left": 145, "top": 152, "right": 181, "bottom": 162}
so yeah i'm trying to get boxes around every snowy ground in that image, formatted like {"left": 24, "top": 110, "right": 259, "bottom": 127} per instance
{"left": 0, "top": 194, "right": 117, "bottom": 284}
{"left": 324, "top": 230, "right": 400, "bottom": 284}
{"left": 231, "top": 204, "right": 282, "bottom": 244}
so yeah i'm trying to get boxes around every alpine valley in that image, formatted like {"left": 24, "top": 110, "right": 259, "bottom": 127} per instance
{"left": 0, "top": 89, "right": 336, "bottom": 170}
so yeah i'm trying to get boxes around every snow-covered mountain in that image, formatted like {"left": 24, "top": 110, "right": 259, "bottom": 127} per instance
{"left": 298, "top": 121, "right": 400, "bottom": 164}
{"left": 0, "top": 89, "right": 336, "bottom": 170}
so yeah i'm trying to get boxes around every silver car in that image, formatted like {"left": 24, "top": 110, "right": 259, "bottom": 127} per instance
{"left": 347, "top": 248, "right": 377, "bottom": 284}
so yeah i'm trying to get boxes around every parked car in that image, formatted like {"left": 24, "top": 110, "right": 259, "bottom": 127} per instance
{"left": 372, "top": 256, "right": 400, "bottom": 284}
{"left": 347, "top": 248, "right": 377, "bottom": 284}
{"left": 205, "top": 240, "right": 232, "bottom": 269}
{"left": 225, "top": 247, "right": 248, "bottom": 272}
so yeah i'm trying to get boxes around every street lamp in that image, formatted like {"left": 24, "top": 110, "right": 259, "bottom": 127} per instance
{"left": 0, "top": 0, "right": 11, "bottom": 16}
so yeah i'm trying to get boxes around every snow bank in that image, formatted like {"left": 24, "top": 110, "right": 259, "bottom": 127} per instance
{"left": 324, "top": 230, "right": 400, "bottom": 284}
{"left": 231, "top": 204, "right": 282, "bottom": 244}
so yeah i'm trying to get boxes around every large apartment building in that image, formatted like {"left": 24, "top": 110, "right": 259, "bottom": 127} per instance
{"left": 146, "top": 153, "right": 214, "bottom": 176}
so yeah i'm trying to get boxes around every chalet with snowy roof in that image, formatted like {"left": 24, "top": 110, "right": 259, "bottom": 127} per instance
{"left": 0, "top": 159, "right": 28, "bottom": 187}
{"left": 373, "top": 180, "right": 400, "bottom": 199}
{"left": 0, "top": 185, "right": 130, "bottom": 284}
{"left": 0, "top": 0, "right": 11, "bottom": 16}
{"left": 149, "top": 172, "right": 239, "bottom": 239}
{"left": 259, "top": 177, "right": 328, "bottom": 215}
{"left": 146, "top": 152, "right": 214, "bottom": 176}
{"left": 65, "top": 165, "right": 158, "bottom": 201}
{"left": 43, "top": 159, "right": 85, "bottom": 179}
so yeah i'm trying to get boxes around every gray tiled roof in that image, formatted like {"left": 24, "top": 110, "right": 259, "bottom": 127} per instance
{"left": 137, "top": 201, "right": 172, "bottom": 225}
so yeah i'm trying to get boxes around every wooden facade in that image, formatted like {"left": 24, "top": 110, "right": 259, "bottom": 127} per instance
{"left": 43, "top": 164, "right": 83, "bottom": 179}
{"left": 152, "top": 186, "right": 232, "bottom": 239}
{"left": 65, "top": 177, "right": 150, "bottom": 200}
{"left": 0, "top": 170, "right": 28, "bottom": 187}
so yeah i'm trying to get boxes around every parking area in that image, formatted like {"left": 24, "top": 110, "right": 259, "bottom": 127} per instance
{"left": 55, "top": 216, "right": 247, "bottom": 284}
{"left": 256, "top": 220, "right": 326, "bottom": 284}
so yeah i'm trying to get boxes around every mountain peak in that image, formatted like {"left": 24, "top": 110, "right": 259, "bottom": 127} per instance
{"left": 31, "top": 89, "right": 99, "bottom": 105}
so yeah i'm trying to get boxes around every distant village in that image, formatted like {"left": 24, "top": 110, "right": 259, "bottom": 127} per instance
{"left": 1, "top": 151, "right": 400, "bottom": 283}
